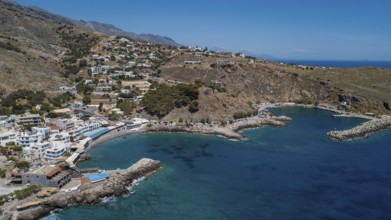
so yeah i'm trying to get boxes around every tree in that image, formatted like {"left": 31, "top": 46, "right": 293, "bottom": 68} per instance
{"left": 98, "top": 102, "right": 103, "bottom": 112}
{"left": 0, "top": 168, "right": 6, "bottom": 178}
{"left": 40, "top": 103, "right": 51, "bottom": 113}
{"left": 108, "top": 113, "right": 120, "bottom": 121}
{"left": 15, "top": 161, "right": 30, "bottom": 170}
{"left": 79, "top": 59, "right": 87, "bottom": 68}
{"left": 141, "top": 84, "right": 200, "bottom": 118}
{"left": 82, "top": 96, "right": 91, "bottom": 105}
{"left": 188, "top": 101, "right": 199, "bottom": 113}
{"left": 118, "top": 100, "right": 136, "bottom": 115}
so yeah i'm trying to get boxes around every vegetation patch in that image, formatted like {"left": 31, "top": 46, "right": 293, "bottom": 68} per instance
{"left": 0, "top": 41, "right": 25, "bottom": 54}
{"left": 233, "top": 110, "right": 258, "bottom": 120}
{"left": 0, "top": 90, "right": 46, "bottom": 115}
{"left": 141, "top": 84, "right": 200, "bottom": 118}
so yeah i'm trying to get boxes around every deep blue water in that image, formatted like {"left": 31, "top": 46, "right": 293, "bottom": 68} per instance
{"left": 276, "top": 60, "right": 391, "bottom": 68}
{"left": 45, "top": 107, "right": 391, "bottom": 220}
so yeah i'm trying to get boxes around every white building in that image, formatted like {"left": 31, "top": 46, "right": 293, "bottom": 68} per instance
{"left": 24, "top": 140, "right": 71, "bottom": 162}
{"left": 18, "top": 132, "right": 45, "bottom": 148}
{"left": 0, "top": 116, "right": 14, "bottom": 130}
{"left": 126, "top": 118, "right": 149, "bottom": 131}
{"left": 90, "top": 65, "right": 110, "bottom": 76}
{"left": 59, "top": 86, "right": 76, "bottom": 92}
{"left": 184, "top": 61, "right": 202, "bottom": 65}
{"left": 23, "top": 141, "right": 51, "bottom": 162}
{"left": 48, "top": 118, "right": 76, "bottom": 131}
{"left": 44, "top": 141, "right": 70, "bottom": 161}
{"left": 137, "top": 63, "right": 152, "bottom": 68}
{"left": 69, "top": 121, "right": 101, "bottom": 139}
{"left": 119, "top": 38, "right": 130, "bottom": 43}
{"left": 31, "top": 126, "right": 51, "bottom": 136}
{"left": 120, "top": 89, "right": 130, "bottom": 94}
{"left": 49, "top": 132, "right": 71, "bottom": 143}
{"left": 0, "top": 132, "right": 18, "bottom": 147}
{"left": 16, "top": 114, "right": 41, "bottom": 126}
{"left": 110, "top": 108, "right": 124, "bottom": 115}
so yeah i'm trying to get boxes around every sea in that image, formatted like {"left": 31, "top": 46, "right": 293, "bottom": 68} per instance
{"left": 44, "top": 107, "right": 391, "bottom": 220}
{"left": 276, "top": 60, "right": 391, "bottom": 69}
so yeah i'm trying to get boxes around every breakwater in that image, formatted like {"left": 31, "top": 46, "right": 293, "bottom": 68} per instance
{"left": 327, "top": 115, "right": 391, "bottom": 140}
{"left": 12, "top": 158, "right": 161, "bottom": 220}
{"left": 146, "top": 116, "right": 290, "bottom": 140}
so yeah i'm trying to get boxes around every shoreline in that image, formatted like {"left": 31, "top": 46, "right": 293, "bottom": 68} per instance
{"left": 88, "top": 128, "right": 140, "bottom": 150}
{"left": 8, "top": 158, "right": 161, "bottom": 220}
{"left": 79, "top": 116, "right": 291, "bottom": 157}
{"left": 257, "top": 103, "right": 391, "bottom": 140}
{"left": 81, "top": 104, "right": 386, "bottom": 155}
{"left": 145, "top": 116, "right": 290, "bottom": 141}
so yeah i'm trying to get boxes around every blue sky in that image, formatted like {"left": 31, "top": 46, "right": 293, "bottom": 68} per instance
{"left": 16, "top": 0, "right": 391, "bottom": 60}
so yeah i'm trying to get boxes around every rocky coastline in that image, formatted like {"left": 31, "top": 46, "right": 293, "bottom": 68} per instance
{"left": 327, "top": 115, "right": 391, "bottom": 140}
{"left": 9, "top": 158, "right": 161, "bottom": 220}
{"left": 145, "top": 116, "right": 290, "bottom": 140}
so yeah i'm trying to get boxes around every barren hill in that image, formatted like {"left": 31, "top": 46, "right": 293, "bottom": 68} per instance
{"left": 0, "top": 0, "right": 105, "bottom": 93}
{"left": 0, "top": 0, "right": 390, "bottom": 121}
{"left": 158, "top": 54, "right": 391, "bottom": 120}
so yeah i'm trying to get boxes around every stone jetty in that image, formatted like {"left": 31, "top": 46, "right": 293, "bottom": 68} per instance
{"left": 228, "top": 116, "right": 289, "bottom": 132}
{"left": 327, "top": 115, "right": 391, "bottom": 141}
{"left": 8, "top": 158, "right": 161, "bottom": 220}
{"left": 146, "top": 116, "right": 290, "bottom": 140}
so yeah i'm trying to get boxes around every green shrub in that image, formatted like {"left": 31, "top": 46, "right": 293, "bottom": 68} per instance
{"left": 141, "top": 84, "right": 200, "bottom": 118}
{"left": 14, "top": 185, "right": 41, "bottom": 200}
{"left": 15, "top": 161, "right": 30, "bottom": 170}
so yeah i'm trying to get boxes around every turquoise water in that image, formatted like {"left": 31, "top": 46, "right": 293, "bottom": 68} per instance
{"left": 47, "top": 107, "right": 391, "bottom": 220}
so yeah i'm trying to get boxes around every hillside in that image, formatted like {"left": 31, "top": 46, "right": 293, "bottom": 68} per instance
{"left": 0, "top": 0, "right": 66, "bottom": 92}
{"left": 0, "top": 0, "right": 390, "bottom": 121}
{"left": 0, "top": 0, "right": 107, "bottom": 92}
{"left": 158, "top": 55, "right": 391, "bottom": 120}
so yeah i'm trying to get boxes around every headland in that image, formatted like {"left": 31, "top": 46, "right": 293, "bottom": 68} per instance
{"left": 1, "top": 158, "right": 161, "bottom": 220}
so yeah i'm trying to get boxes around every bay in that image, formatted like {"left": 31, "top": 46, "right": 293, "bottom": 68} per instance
{"left": 46, "top": 107, "right": 391, "bottom": 220}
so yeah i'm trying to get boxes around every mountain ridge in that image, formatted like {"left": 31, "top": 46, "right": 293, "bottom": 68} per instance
{"left": 70, "top": 19, "right": 180, "bottom": 46}
{"left": 7, "top": 0, "right": 180, "bottom": 46}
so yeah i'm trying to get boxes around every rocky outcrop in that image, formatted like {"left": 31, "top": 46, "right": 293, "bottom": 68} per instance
{"left": 327, "top": 116, "right": 391, "bottom": 140}
{"left": 146, "top": 124, "right": 244, "bottom": 140}
{"left": 146, "top": 116, "right": 289, "bottom": 140}
{"left": 16, "top": 158, "right": 161, "bottom": 220}
{"left": 228, "top": 116, "right": 289, "bottom": 132}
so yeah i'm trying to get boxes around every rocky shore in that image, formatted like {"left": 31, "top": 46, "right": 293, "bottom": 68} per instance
{"left": 10, "top": 158, "right": 161, "bottom": 220}
{"left": 146, "top": 116, "right": 290, "bottom": 140}
{"left": 327, "top": 115, "right": 391, "bottom": 140}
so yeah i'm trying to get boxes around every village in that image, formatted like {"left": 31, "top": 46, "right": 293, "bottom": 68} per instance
{"left": 2, "top": 35, "right": 389, "bottom": 219}
{"left": 0, "top": 36, "right": 275, "bottom": 216}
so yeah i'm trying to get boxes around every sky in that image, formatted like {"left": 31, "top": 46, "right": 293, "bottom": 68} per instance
{"left": 15, "top": 0, "right": 391, "bottom": 60}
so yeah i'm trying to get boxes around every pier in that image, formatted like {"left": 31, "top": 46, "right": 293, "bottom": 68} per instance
{"left": 327, "top": 115, "right": 391, "bottom": 140}
{"left": 1, "top": 158, "right": 161, "bottom": 220}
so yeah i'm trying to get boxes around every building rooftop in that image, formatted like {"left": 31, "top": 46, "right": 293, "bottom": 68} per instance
{"left": 31, "top": 165, "right": 62, "bottom": 178}
{"left": 85, "top": 173, "right": 110, "bottom": 183}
